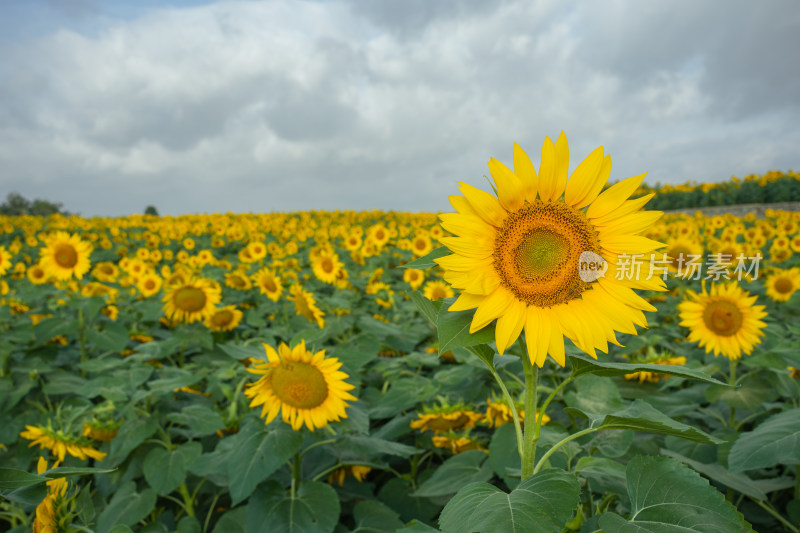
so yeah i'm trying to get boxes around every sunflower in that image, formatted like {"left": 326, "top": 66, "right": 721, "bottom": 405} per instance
{"left": 32, "top": 457, "right": 70, "bottom": 533}
{"left": 162, "top": 278, "right": 221, "bottom": 324}
{"left": 764, "top": 267, "right": 800, "bottom": 302}
{"left": 27, "top": 264, "right": 49, "bottom": 285}
{"left": 411, "top": 232, "right": 433, "bottom": 257}
{"left": 205, "top": 305, "right": 243, "bottom": 332}
{"left": 91, "top": 261, "right": 118, "bottom": 283}
{"left": 410, "top": 406, "right": 483, "bottom": 434}
{"left": 244, "top": 340, "right": 357, "bottom": 431}
{"left": 311, "top": 251, "right": 344, "bottom": 285}
{"left": 663, "top": 237, "right": 704, "bottom": 277}
{"left": 253, "top": 267, "right": 283, "bottom": 301}
{"left": 289, "top": 284, "right": 325, "bottom": 328}
{"left": 225, "top": 270, "right": 253, "bottom": 290}
{"left": 20, "top": 425, "right": 107, "bottom": 463}
{"left": 431, "top": 433, "right": 486, "bottom": 454}
{"left": 483, "top": 398, "right": 550, "bottom": 428}
{"left": 328, "top": 465, "right": 371, "bottom": 486}
{"left": 436, "top": 135, "right": 664, "bottom": 367}
{"left": 38, "top": 231, "right": 93, "bottom": 281}
{"left": 403, "top": 268, "right": 426, "bottom": 290}
{"left": 137, "top": 273, "right": 163, "bottom": 298}
{"left": 0, "top": 245, "right": 12, "bottom": 276}
{"left": 423, "top": 280, "right": 454, "bottom": 302}
{"left": 678, "top": 282, "right": 767, "bottom": 360}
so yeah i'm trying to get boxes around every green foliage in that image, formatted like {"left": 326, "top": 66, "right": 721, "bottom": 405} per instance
{"left": 0, "top": 191, "right": 70, "bottom": 216}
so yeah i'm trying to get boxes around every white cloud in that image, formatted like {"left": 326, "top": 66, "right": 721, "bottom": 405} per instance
{"left": 0, "top": 0, "right": 798, "bottom": 216}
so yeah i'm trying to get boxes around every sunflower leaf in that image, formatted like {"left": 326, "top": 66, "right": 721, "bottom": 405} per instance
{"left": 728, "top": 407, "right": 800, "bottom": 472}
{"left": 400, "top": 246, "right": 451, "bottom": 269}
{"left": 246, "top": 480, "right": 339, "bottom": 533}
{"left": 437, "top": 302, "right": 496, "bottom": 354}
{"left": 598, "top": 455, "right": 754, "bottom": 532}
{"left": 438, "top": 469, "right": 580, "bottom": 533}
{"left": 409, "top": 290, "right": 439, "bottom": 326}
{"left": 567, "top": 353, "right": 727, "bottom": 385}
{"left": 413, "top": 450, "right": 493, "bottom": 498}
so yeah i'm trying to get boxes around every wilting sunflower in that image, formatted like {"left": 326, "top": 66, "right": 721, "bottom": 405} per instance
{"left": 765, "top": 267, "right": 800, "bottom": 302}
{"left": 410, "top": 405, "right": 483, "bottom": 434}
{"left": 328, "top": 465, "right": 371, "bottom": 486}
{"left": 437, "top": 134, "right": 664, "bottom": 367}
{"left": 205, "top": 305, "right": 243, "bottom": 332}
{"left": 39, "top": 231, "right": 93, "bottom": 281}
{"left": 289, "top": 284, "right": 325, "bottom": 328}
{"left": 162, "top": 278, "right": 221, "bottom": 324}
{"left": 431, "top": 432, "right": 486, "bottom": 454}
{"left": 20, "top": 425, "right": 107, "bottom": 463}
{"left": 678, "top": 282, "right": 767, "bottom": 360}
{"left": 244, "top": 340, "right": 357, "bottom": 431}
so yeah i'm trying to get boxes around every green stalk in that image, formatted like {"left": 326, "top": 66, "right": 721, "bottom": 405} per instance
{"left": 729, "top": 359, "right": 737, "bottom": 426}
{"left": 520, "top": 347, "right": 539, "bottom": 479}
{"left": 533, "top": 427, "right": 597, "bottom": 475}
{"left": 177, "top": 482, "right": 195, "bottom": 518}
{"left": 488, "top": 365, "right": 524, "bottom": 460}
{"left": 290, "top": 453, "right": 302, "bottom": 498}
{"left": 750, "top": 498, "right": 798, "bottom": 533}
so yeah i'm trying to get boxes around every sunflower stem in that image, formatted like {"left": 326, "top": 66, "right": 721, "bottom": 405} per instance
{"left": 520, "top": 347, "right": 539, "bottom": 479}
{"left": 750, "top": 498, "right": 799, "bottom": 533}
{"left": 178, "top": 482, "right": 195, "bottom": 518}
{"left": 533, "top": 427, "right": 597, "bottom": 475}
{"left": 488, "top": 365, "right": 524, "bottom": 460}
{"left": 78, "top": 307, "right": 87, "bottom": 377}
{"left": 290, "top": 452, "right": 301, "bottom": 499}
{"left": 729, "top": 359, "right": 737, "bottom": 426}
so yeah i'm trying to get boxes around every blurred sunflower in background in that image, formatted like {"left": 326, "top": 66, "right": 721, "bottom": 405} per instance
{"left": 437, "top": 134, "right": 664, "bottom": 367}
{"left": 678, "top": 282, "right": 767, "bottom": 360}
{"left": 38, "top": 231, "right": 93, "bottom": 281}
{"left": 205, "top": 305, "right": 243, "bottom": 332}
{"left": 162, "top": 278, "right": 221, "bottom": 324}
{"left": 764, "top": 267, "right": 800, "bottom": 302}
{"left": 244, "top": 340, "right": 356, "bottom": 431}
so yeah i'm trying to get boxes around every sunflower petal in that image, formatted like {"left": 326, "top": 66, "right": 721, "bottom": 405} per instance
{"left": 489, "top": 158, "right": 525, "bottom": 212}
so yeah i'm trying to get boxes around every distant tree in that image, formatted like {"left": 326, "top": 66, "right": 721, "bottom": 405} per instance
{"left": 144, "top": 205, "right": 160, "bottom": 216}
{"left": 0, "top": 192, "right": 69, "bottom": 216}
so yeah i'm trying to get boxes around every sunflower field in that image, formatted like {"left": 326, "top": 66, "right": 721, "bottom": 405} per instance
{"left": 2, "top": 140, "right": 800, "bottom": 533}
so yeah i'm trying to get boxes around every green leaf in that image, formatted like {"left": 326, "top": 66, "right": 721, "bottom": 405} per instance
{"left": 567, "top": 399, "right": 721, "bottom": 444}
{"left": 349, "top": 500, "right": 404, "bottom": 533}
{"left": 227, "top": 423, "right": 304, "bottom": 505}
{"left": 246, "top": 480, "right": 339, "bottom": 533}
{"left": 337, "top": 435, "right": 423, "bottom": 458}
{"left": 598, "top": 455, "right": 753, "bottom": 532}
{"left": 705, "top": 375, "right": 772, "bottom": 411}
{"left": 409, "top": 290, "right": 439, "bottom": 326}
{"left": 567, "top": 353, "right": 726, "bottom": 385}
{"left": 465, "top": 344, "right": 496, "bottom": 369}
{"left": 413, "top": 450, "right": 494, "bottom": 498}
{"left": 211, "top": 507, "right": 247, "bottom": 533}
{"left": 176, "top": 516, "right": 201, "bottom": 533}
{"left": 104, "top": 417, "right": 159, "bottom": 467}
{"left": 87, "top": 323, "right": 130, "bottom": 352}
{"left": 439, "top": 469, "right": 581, "bottom": 533}
{"left": 218, "top": 343, "right": 265, "bottom": 361}
{"left": 574, "top": 457, "right": 626, "bottom": 480}
{"left": 401, "top": 246, "right": 451, "bottom": 269}
{"left": 437, "top": 300, "right": 496, "bottom": 354}
{"left": 488, "top": 423, "right": 520, "bottom": 487}
{"left": 44, "top": 466, "right": 116, "bottom": 479}
{"left": 143, "top": 442, "right": 202, "bottom": 495}
{"left": 377, "top": 478, "right": 442, "bottom": 524}
{"left": 96, "top": 481, "right": 157, "bottom": 533}
{"left": 565, "top": 374, "right": 623, "bottom": 414}
{"left": 167, "top": 404, "right": 226, "bottom": 437}
{"left": 729, "top": 408, "right": 800, "bottom": 472}
{"left": 0, "top": 468, "right": 47, "bottom": 490}
{"left": 368, "top": 377, "right": 436, "bottom": 419}
{"left": 659, "top": 449, "right": 766, "bottom": 501}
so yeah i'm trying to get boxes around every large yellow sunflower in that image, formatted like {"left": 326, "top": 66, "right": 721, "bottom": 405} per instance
{"left": 436, "top": 134, "right": 665, "bottom": 367}
{"left": 162, "top": 278, "right": 221, "bottom": 324}
{"left": 244, "top": 340, "right": 357, "bottom": 431}
{"left": 38, "top": 231, "right": 93, "bottom": 281}
{"left": 678, "top": 282, "right": 767, "bottom": 360}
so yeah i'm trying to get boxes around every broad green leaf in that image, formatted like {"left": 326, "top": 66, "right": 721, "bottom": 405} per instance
{"left": 729, "top": 408, "right": 800, "bottom": 472}
{"left": 377, "top": 478, "right": 442, "bottom": 524}
{"left": 87, "top": 323, "right": 130, "bottom": 352}
{"left": 704, "top": 375, "right": 772, "bottom": 411}
{"left": 176, "top": 516, "right": 201, "bottom": 533}
{"left": 104, "top": 417, "right": 159, "bottom": 467}
{"left": 227, "top": 423, "right": 304, "bottom": 505}
{"left": 212, "top": 507, "right": 247, "bottom": 533}
{"left": 574, "top": 457, "right": 626, "bottom": 479}
{"left": 598, "top": 455, "right": 753, "bottom": 532}
{"left": 466, "top": 344, "right": 496, "bottom": 368}
{"left": 401, "top": 246, "right": 451, "bottom": 269}
{"left": 395, "top": 522, "right": 439, "bottom": 532}
{"left": 413, "top": 450, "right": 494, "bottom": 498}
{"left": 246, "top": 480, "right": 339, "bottom": 533}
{"left": 368, "top": 377, "right": 436, "bottom": 419}
{"left": 143, "top": 442, "right": 202, "bottom": 495}
{"left": 437, "top": 300, "right": 496, "bottom": 353}
{"left": 167, "top": 404, "right": 226, "bottom": 437}
{"left": 409, "top": 290, "right": 439, "bottom": 326}
{"left": 348, "top": 500, "right": 404, "bottom": 533}
{"left": 567, "top": 354, "right": 726, "bottom": 385}
{"left": 44, "top": 466, "right": 116, "bottom": 479}
{"left": 567, "top": 399, "right": 721, "bottom": 444}
{"left": 218, "top": 343, "right": 266, "bottom": 361}
{"left": 96, "top": 481, "right": 157, "bottom": 533}
{"left": 565, "top": 374, "right": 623, "bottom": 414}
{"left": 488, "top": 423, "right": 520, "bottom": 488}
{"left": 659, "top": 449, "right": 766, "bottom": 500}
{"left": 439, "top": 469, "right": 581, "bottom": 533}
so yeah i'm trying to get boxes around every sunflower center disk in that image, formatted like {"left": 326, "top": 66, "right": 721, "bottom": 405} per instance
{"left": 173, "top": 287, "right": 208, "bottom": 312}
{"left": 494, "top": 201, "right": 600, "bottom": 308}
{"left": 213, "top": 310, "right": 233, "bottom": 326}
{"left": 271, "top": 362, "right": 329, "bottom": 409}
{"left": 775, "top": 278, "right": 793, "bottom": 294}
{"left": 702, "top": 299, "right": 743, "bottom": 336}
{"left": 54, "top": 244, "right": 78, "bottom": 268}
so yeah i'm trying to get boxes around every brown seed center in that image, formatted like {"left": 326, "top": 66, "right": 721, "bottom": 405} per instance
{"left": 173, "top": 287, "right": 207, "bottom": 312}
{"left": 54, "top": 244, "right": 78, "bottom": 268}
{"left": 271, "top": 362, "right": 328, "bottom": 409}
{"left": 702, "top": 299, "right": 743, "bottom": 336}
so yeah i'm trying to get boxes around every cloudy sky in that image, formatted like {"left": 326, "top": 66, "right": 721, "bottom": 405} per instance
{"left": 1, "top": 0, "right": 798, "bottom": 217}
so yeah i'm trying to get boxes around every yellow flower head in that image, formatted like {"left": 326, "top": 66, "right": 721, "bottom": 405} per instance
{"left": 436, "top": 134, "right": 664, "bottom": 367}
{"left": 162, "top": 278, "right": 221, "bottom": 324}
{"left": 38, "top": 231, "right": 93, "bottom": 281}
{"left": 205, "top": 305, "right": 243, "bottom": 332}
{"left": 244, "top": 340, "right": 357, "bottom": 431}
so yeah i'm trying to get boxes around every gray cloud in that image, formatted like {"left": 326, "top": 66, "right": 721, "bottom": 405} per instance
{"left": 0, "top": 0, "right": 798, "bottom": 217}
